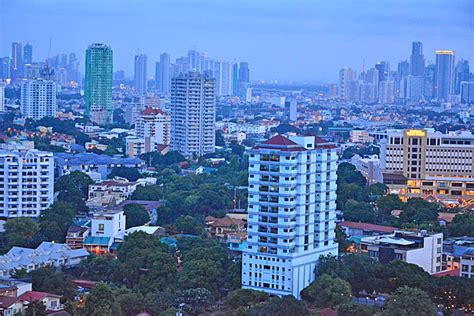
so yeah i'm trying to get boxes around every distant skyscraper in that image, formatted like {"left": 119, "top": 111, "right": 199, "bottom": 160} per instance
{"left": 0, "top": 81, "right": 5, "bottom": 112}
{"left": 0, "top": 57, "right": 10, "bottom": 80}
{"left": 338, "top": 67, "right": 355, "bottom": 101}
{"left": 398, "top": 61, "right": 410, "bottom": 77}
{"left": 232, "top": 63, "right": 239, "bottom": 96}
{"left": 238, "top": 62, "right": 250, "bottom": 97}
{"left": 21, "top": 79, "right": 57, "bottom": 120}
{"left": 134, "top": 54, "right": 148, "bottom": 94}
{"left": 170, "top": 71, "right": 216, "bottom": 157}
{"left": 285, "top": 100, "right": 297, "bottom": 121}
{"left": 455, "top": 59, "right": 470, "bottom": 94}
{"left": 424, "top": 63, "right": 436, "bottom": 100}
{"left": 114, "top": 69, "right": 125, "bottom": 81}
{"left": 435, "top": 50, "right": 455, "bottom": 101}
{"left": 219, "top": 61, "right": 233, "bottom": 96}
{"left": 375, "top": 61, "right": 390, "bottom": 84}
{"left": 461, "top": 82, "right": 474, "bottom": 104}
{"left": 67, "top": 53, "right": 80, "bottom": 83}
{"left": 85, "top": 43, "right": 113, "bottom": 125}
{"left": 188, "top": 50, "right": 201, "bottom": 71}
{"left": 410, "top": 41, "right": 425, "bottom": 76}
{"left": 156, "top": 53, "right": 171, "bottom": 93}
{"left": 23, "top": 43, "right": 33, "bottom": 65}
{"left": 11, "top": 42, "right": 23, "bottom": 81}
{"left": 379, "top": 79, "right": 394, "bottom": 104}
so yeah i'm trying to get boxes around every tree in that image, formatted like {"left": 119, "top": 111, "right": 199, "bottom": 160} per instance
{"left": 447, "top": 213, "right": 474, "bottom": 237}
{"left": 342, "top": 200, "right": 377, "bottom": 223}
{"left": 338, "top": 302, "right": 375, "bottom": 316}
{"left": 251, "top": 296, "right": 309, "bottom": 316}
{"left": 384, "top": 287, "right": 436, "bottom": 316}
{"left": 173, "top": 288, "right": 214, "bottom": 315}
{"left": 24, "top": 300, "right": 47, "bottom": 316}
{"left": 55, "top": 171, "right": 94, "bottom": 213}
{"left": 38, "top": 202, "right": 75, "bottom": 242}
{"left": 175, "top": 215, "right": 205, "bottom": 235}
{"left": 4, "top": 217, "right": 40, "bottom": 248}
{"left": 79, "top": 254, "right": 119, "bottom": 282}
{"left": 123, "top": 204, "right": 150, "bottom": 229}
{"left": 108, "top": 167, "right": 140, "bottom": 181}
{"left": 337, "top": 162, "right": 367, "bottom": 186}
{"left": 335, "top": 225, "right": 352, "bottom": 253}
{"left": 131, "top": 184, "right": 162, "bottom": 201}
{"left": 375, "top": 261, "right": 431, "bottom": 294}
{"left": 29, "top": 267, "right": 76, "bottom": 301}
{"left": 399, "top": 198, "right": 439, "bottom": 226}
{"left": 116, "top": 290, "right": 145, "bottom": 316}
{"left": 84, "top": 283, "right": 122, "bottom": 316}
{"left": 178, "top": 259, "right": 224, "bottom": 295}
{"left": 376, "top": 194, "right": 404, "bottom": 223}
{"left": 301, "top": 274, "right": 352, "bottom": 308}
{"left": 225, "top": 289, "right": 269, "bottom": 310}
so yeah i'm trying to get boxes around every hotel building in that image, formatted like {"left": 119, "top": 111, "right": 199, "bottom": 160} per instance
{"left": 241, "top": 134, "right": 338, "bottom": 298}
{"left": 381, "top": 129, "right": 474, "bottom": 202}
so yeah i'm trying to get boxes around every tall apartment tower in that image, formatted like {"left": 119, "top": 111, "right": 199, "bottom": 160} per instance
{"left": 338, "top": 67, "right": 355, "bottom": 101}
{"left": 238, "top": 62, "right": 250, "bottom": 97}
{"left": 0, "top": 149, "right": 54, "bottom": 218}
{"left": 134, "top": 54, "right": 147, "bottom": 95}
{"left": 20, "top": 79, "right": 57, "bottom": 120}
{"left": 242, "top": 135, "right": 338, "bottom": 298}
{"left": 23, "top": 43, "right": 33, "bottom": 65}
{"left": 170, "top": 71, "right": 216, "bottom": 158}
{"left": 11, "top": 42, "right": 23, "bottom": 81}
{"left": 410, "top": 41, "right": 425, "bottom": 76}
{"left": 0, "top": 81, "right": 5, "bottom": 112}
{"left": 85, "top": 43, "right": 113, "bottom": 125}
{"left": 156, "top": 53, "right": 171, "bottom": 93}
{"left": 435, "top": 50, "right": 455, "bottom": 101}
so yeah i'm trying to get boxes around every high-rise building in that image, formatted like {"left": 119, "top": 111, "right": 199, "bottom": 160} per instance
{"left": 11, "top": 42, "right": 23, "bottom": 81}
{"left": 375, "top": 61, "right": 390, "bottom": 84}
{"left": 406, "top": 75, "right": 425, "bottom": 102}
{"left": 378, "top": 79, "right": 394, "bottom": 104}
{"left": 85, "top": 43, "right": 113, "bottom": 125}
{"left": 424, "top": 63, "right": 436, "bottom": 100}
{"left": 134, "top": 54, "right": 147, "bottom": 95}
{"left": 284, "top": 100, "right": 297, "bottom": 121}
{"left": 0, "top": 57, "right": 10, "bottom": 80}
{"left": 219, "top": 61, "right": 233, "bottom": 96}
{"left": 188, "top": 50, "right": 202, "bottom": 72}
{"left": 381, "top": 129, "right": 474, "bottom": 201}
{"left": 410, "top": 41, "right": 425, "bottom": 76}
{"left": 67, "top": 53, "right": 80, "bottom": 83}
{"left": 455, "top": 59, "right": 470, "bottom": 94}
{"left": 398, "top": 60, "right": 410, "bottom": 77}
{"left": 0, "top": 149, "right": 54, "bottom": 218}
{"left": 170, "top": 71, "right": 216, "bottom": 158}
{"left": 461, "top": 82, "right": 474, "bottom": 104}
{"left": 338, "top": 67, "right": 355, "bottom": 101}
{"left": 238, "top": 62, "right": 250, "bottom": 97}
{"left": 23, "top": 43, "right": 33, "bottom": 65}
{"left": 114, "top": 70, "right": 125, "bottom": 81}
{"left": 126, "top": 107, "right": 171, "bottom": 157}
{"left": 435, "top": 50, "right": 455, "bottom": 101}
{"left": 156, "top": 53, "right": 171, "bottom": 93}
{"left": 0, "top": 81, "right": 5, "bottom": 112}
{"left": 20, "top": 79, "right": 57, "bottom": 120}
{"left": 232, "top": 63, "right": 239, "bottom": 96}
{"left": 241, "top": 134, "right": 338, "bottom": 298}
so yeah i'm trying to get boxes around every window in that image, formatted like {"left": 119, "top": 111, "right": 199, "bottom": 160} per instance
{"left": 98, "top": 224, "right": 105, "bottom": 231}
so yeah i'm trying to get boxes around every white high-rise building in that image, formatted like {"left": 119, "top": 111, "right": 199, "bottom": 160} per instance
{"left": 0, "top": 149, "right": 54, "bottom": 218}
{"left": 170, "top": 71, "right": 216, "bottom": 158}
{"left": 378, "top": 79, "right": 394, "bottom": 104}
{"left": 0, "top": 81, "right": 5, "bottom": 112}
{"left": 20, "top": 79, "right": 57, "bottom": 120}
{"left": 242, "top": 135, "right": 338, "bottom": 298}
{"left": 134, "top": 54, "right": 147, "bottom": 95}
{"left": 338, "top": 67, "right": 355, "bottom": 101}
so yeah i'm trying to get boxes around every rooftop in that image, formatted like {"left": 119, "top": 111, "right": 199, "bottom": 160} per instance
{"left": 338, "top": 221, "right": 397, "bottom": 234}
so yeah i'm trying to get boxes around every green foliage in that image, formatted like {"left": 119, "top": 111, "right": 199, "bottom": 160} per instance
{"left": 250, "top": 295, "right": 309, "bottom": 316}
{"left": 79, "top": 254, "right": 119, "bottom": 282}
{"left": 301, "top": 274, "right": 352, "bottom": 308}
{"left": 123, "top": 204, "right": 150, "bottom": 228}
{"left": 341, "top": 145, "right": 379, "bottom": 159}
{"left": 447, "top": 213, "right": 474, "bottom": 237}
{"left": 335, "top": 225, "right": 351, "bottom": 253}
{"left": 175, "top": 215, "right": 205, "bottom": 235}
{"left": 24, "top": 300, "right": 47, "bottom": 316}
{"left": 4, "top": 217, "right": 40, "bottom": 248}
{"left": 108, "top": 167, "right": 140, "bottom": 181}
{"left": 38, "top": 202, "right": 75, "bottom": 242}
{"left": 32, "top": 136, "right": 66, "bottom": 152}
{"left": 224, "top": 289, "right": 269, "bottom": 310}
{"left": 140, "top": 151, "right": 186, "bottom": 169}
{"left": 116, "top": 290, "right": 145, "bottom": 316}
{"left": 173, "top": 288, "right": 214, "bottom": 315}
{"left": 337, "top": 162, "right": 367, "bottom": 187}
{"left": 29, "top": 267, "right": 76, "bottom": 301}
{"left": 398, "top": 198, "right": 440, "bottom": 226}
{"left": 84, "top": 283, "right": 122, "bottom": 316}
{"left": 342, "top": 199, "right": 377, "bottom": 223}
{"left": 338, "top": 302, "right": 375, "bottom": 316}
{"left": 384, "top": 287, "right": 436, "bottom": 316}
{"left": 55, "top": 171, "right": 94, "bottom": 213}
{"left": 376, "top": 194, "right": 404, "bottom": 222}
{"left": 178, "top": 259, "right": 224, "bottom": 295}
{"left": 131, "top": 184, "right": 162, "bottom": 201}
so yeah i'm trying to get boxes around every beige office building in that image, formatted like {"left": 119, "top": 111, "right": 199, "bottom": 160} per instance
{"left": 381, "top": 129, "right": 474, "bottom": 203}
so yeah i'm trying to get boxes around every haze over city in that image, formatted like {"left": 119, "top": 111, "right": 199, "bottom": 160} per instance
{"left": 1, "top": 0, "right": 473, "bottom": 82}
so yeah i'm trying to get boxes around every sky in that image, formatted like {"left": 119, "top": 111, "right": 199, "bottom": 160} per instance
{"left": 0, "top": 0, "right": 473, "bottom": 83}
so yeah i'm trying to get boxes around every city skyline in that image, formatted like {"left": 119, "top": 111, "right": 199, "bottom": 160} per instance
{"left": 1, "top": 0, "right": 472, "bottom": 83}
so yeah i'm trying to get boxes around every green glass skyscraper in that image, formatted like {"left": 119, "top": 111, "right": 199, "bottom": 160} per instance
{"left": 85, "top": 43, "right": 113, "bottom": 125}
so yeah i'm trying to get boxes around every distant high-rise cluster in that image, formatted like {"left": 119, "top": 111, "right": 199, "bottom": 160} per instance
{"left": 337, "top": 41, "right": 473, "bottom": 104}
{"left": 85, "top": 43, "right": 113, "bottom": 125}
{"left": 155, "top": 49, "right": 250, "bottom": 97}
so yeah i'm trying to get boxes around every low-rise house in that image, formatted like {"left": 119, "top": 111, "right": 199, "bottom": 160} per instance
{"left": 460, "top": 248, "right": 474, "bottom": 278}
{"left": 337, "top": 221, "right": 397, "bottom": 244}
{"left": 442, "top": 236, "right": 474, "bottom": 271}
{"left": 84, "top": 209, "right": 126, "bottom": 255}
{"left": 0, "top": 296, "right": 23, "bottom": 316}
{"left": 66, "top": 225, "right": 90, "bottom": 250}
{"left": 360, "top": 230, "right": 443, "bottom": 274}
{"left": 87, "top": 177, "right": 139, "bottom": 209}
{"left": 227, "top": 232, "right": 248, "bottom": 253}
{"left": 0, "top": 242, "right": 89, "bottom": 277}
{"left": 205, "top": 215, "right": 246, "bottom": 238}
{"left": 19, "top": 291, "right": 63, "bottom": 313}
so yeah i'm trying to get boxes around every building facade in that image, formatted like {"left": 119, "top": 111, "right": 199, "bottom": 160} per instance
{"left": 242, "top": 135, "right": 338, "bottom": 298}
{"left": 0, "top": 150, "right": 54, "bottom": 219}
{"left": 381, "top": 129, "right": 474, "bottom": 201}
{"left": 20, "top": 79, "right": 57, "bottom": 120}
{"left": 435, "top": 50, "right": 455, "bottom": 101}
{"left": 134, "top": 54, "right": 147, "bottom": 95}
{"left": 85, "top": 43, "right": 113, "bottom": 125}
{"left": 170, "top": 71, "right": 216, "bottom": 158}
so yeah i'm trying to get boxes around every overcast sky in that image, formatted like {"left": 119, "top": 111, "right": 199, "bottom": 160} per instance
{"left": 1, "top": 0, "right": 473, "bottom": 83}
